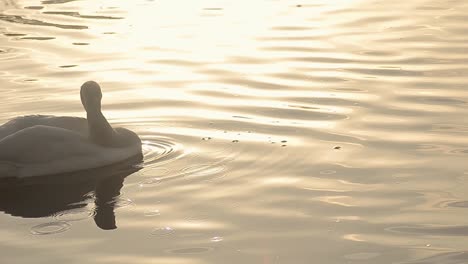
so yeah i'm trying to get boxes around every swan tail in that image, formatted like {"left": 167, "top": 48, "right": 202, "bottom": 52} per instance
{"left": 0, "top": 161, "right": 19, "bottom": 178}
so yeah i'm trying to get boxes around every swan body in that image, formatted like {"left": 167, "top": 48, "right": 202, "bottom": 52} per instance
{"left": 0, "top": 81, "right": 142, "bottom": 178}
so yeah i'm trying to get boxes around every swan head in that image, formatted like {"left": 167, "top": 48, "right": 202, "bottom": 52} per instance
{"left": 81, "top": 81, "right": 103, "bottom": 112}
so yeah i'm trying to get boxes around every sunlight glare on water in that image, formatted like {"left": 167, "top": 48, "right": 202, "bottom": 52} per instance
{"left": 1, "top": 0, "right": 468, "bottom": 263}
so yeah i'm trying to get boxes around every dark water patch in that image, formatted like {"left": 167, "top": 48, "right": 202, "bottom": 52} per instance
{"left": 232, "top": 115, "right": 252, "bottom": 119}
{"left": 287, "top": 104, "right": 319, "bottom": 110}
{"left": 59, "top": 65, "right": 77, "bottom": 68}
{"left": 416, "top": 5, "right": 451, "bottom": 11}
{"left": 43, "top": 11, "right": 123, "bottom": 20}
{"left": 228, "top": 56, "right": 271, "bottom": 64}
{"left": 333, "top": 87, "right": 366, "bottom": 92}
{"left": 219, "top": 77, "right": 297, "bottom": 90}
{"left": 343, "top": 68, "right": 423, "bottom": 77}
{"left": 446, "top": 201, "right": 468, "bottom": 208}
{"left": 387, "top": 225, "right": 468, "bottom": 236}
{"left": 289, "top": 56, "right": 354, "bottom": 64}
{"left": 288, "top": 96, "right": 363, "bottom": 107}
{"left": 21, "top": 36, "right": 55, "bottom": 40}
{"left": 398, "top": 96, "right": 467, "bottom": 106}
{"left": 4, "top": 33, "right": 27, "bottom": 36}
{"left": 166, "top": 247, "right": 213, "bottom": 254}
{"left": 41, "top": 0, "right": 80, "bottom": 4}
{"left": 262, "top": 46, "right": 332, "bottom": 53}
{"left": 24, "top": 6, "right": 44, "bottom": 10}
{"left": 357, "top": 50, "right": 399, "bottom": 56}
{"left": 272, "top": 26, "right": 313, "bottom": 31}
{"left": 227, "top": 105, "right": 348, "bottom": 121}
{"left": 258, "top": 35, "right": 326, "bottom": 42}
{"left": 0, "top": 14, "right": 87, "bottom": 30}
{"left": 448, "top": 148, "right": 468, "bottom": 155}
{"left": 270, "top": 72, "right": 313, "bottom": 81}
{"left": 403, "top": 251, "right": 468, "bottom": 264}
{"left": 409, "top": 46, "right": 468, "bottom": 55}
{"left": 423, "top": 68, "right": 468, "bottom": 77}
{"left": 149, "top": 59, "right": 202, "bottom": 67}
{"left": 397, "top": 57, "right": 468, "bottom": 65}
{"left": 72, "top": 42, "right": 89, "bottom": 45}
{"left": 436, "top": 200, "right": 468, "bottom": 208}
{"left": 431, "top": 124, "right": 468, "bottom": 133}
{"left": 339, "top": 15, "right": 397, "bottom": 27}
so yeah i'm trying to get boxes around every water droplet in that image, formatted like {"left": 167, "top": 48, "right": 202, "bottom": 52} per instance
{"left": 144, "top": 209, "right": 161, "bottom": 216}
{"left": 232, "top": 140, "right": 239, "bottom": 143}
{"left": 211, "top": 236, "right": 223, "bottom": 242}
{"left": 59, "top": 65, "right": 77, "bottom": 68}
{"left": 281, "top": 140, "right": 287, "bottom": 143}
{"left": 151, "top": 227, "right": 175, "bottom": 237}
{"left": 334, "top": 146, "right": 341, "bottom": 150}
{"left": 139, "top": 177, "right": 162, "bottom": 187}
{"left": 202, "top": 137, "right": 212, "bottom": 141}
{"left": 426, "top": 244, "right": 431, "bottom": 247}
{"left": 113, "top": 198, "right": 133, "bottom": 208}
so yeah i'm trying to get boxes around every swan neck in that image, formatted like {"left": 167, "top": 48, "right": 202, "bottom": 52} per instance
{"left": 86, "top": 110, "right": 115, "bottom": 146}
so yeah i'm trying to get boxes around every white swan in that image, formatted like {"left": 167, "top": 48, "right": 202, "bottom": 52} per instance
{"left": 0, "top": 81, "right": 142, "bottom": 178}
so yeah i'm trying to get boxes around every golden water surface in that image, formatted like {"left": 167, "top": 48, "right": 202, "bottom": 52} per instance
{"left": 1, "top": 0, "right": 468, "bottom": 263}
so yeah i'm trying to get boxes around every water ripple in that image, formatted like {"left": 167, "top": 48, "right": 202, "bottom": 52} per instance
{"left": 53, "top": 208, "right": 96, "bottom": 222}
{"left": 30, "top": 221, "right": 71, "bottom": 235}
{"left": 141, "top": 137, "right": 185, "bottom": 166}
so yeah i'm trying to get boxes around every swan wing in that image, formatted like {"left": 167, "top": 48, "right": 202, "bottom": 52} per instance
{"left": 0, "top": 125, "right": 93, "bottom": 163}
{"left": 0, "top": 115, "right": 88, "bottom": 140}
{"left": 0, "top": 125, "right": 139, "bottom": 177}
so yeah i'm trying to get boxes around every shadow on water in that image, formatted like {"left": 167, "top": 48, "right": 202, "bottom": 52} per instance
{"left": 0, "top": 154, "right": 143, "bottom": 230}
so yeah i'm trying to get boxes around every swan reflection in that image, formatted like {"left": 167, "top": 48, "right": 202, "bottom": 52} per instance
{"left": 0, "top": 154, "right": 142, "bottom": 230}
